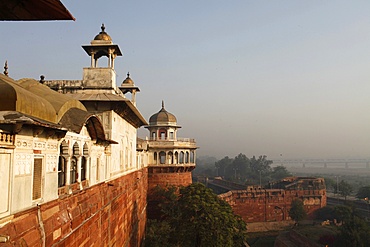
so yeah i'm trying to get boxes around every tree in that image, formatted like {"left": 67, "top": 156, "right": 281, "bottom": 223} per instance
{"left": 270, "top": 165, "right": 292, "bottom": 180}
{"left": 289, "top": 199, "right": 306, "bottom": 224}
{"left": 335, "top": 215, "right": 370, "bottom": 247}
{"left": 145, "top": 183, "right": 247, "bottom": 247}
{"left": 338, "top": 180, "right": 353, "bottom": 200}
{"left": 356, "top": 186, "right": 370, "bottom": 200}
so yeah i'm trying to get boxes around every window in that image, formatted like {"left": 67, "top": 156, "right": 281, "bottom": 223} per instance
{"left": 159, "top": 151, "right": 166, "bottom": 164}
{"left": 190, "top": 151, "right": 195, "bottom": 163}
{"left": 81, "top": 157, "right": 86, "bottom": 181}
{"left": 152, "top": 132, "right": 156, "bottom": 139}
{"left": 70, "top": 157, "right": 77, "bottom": 184}
{"left": 58, "top": 156, "right": 66, "bottom": 187}
{"left": 33, "top": 158, "right": 43, "bottom": 200}
{"left": 179, "top": 151, "right": 184, "bottom": 163}
{"left": 169, "top": 132, "right": 174, "bottom": 139}
{"left": 185, "top": 152, "right": 189, "bottom": 163}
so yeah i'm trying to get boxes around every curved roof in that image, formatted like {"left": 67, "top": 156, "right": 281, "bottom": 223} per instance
{"left": 149, "top": 101, "right": 178, "bottom": 126}
{"left": 17, "top": 78, "right": 87, "bottom": 122}
{"left": 0, "top": 74, "right": 88, "bottom": 129}
{"left": 0, "top": 74, "right": 57, "bottom": 123}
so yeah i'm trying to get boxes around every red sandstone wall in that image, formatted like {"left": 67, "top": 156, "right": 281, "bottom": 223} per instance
{"left": 220, "top": 188, "right": 326, "bottom": 223}
{"left": 148, "top": 172, "right": 192, "bottom": 192}
{"left": 0, "top": 169, "right": 148, "bottom": 247}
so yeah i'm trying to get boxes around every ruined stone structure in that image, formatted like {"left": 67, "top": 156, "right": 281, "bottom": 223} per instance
{"left": 0, "top": 25, "right": 196, "bottom": 246}
{"left": 218, "top": 177, "right": 326, "bottom": 223}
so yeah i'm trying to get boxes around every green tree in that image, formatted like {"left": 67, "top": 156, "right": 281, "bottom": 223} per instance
{"left": 356, "top": 186, "right": 370, "bottom": 200}
{"left": 289, "top": 199, "right": 306, "bottom": 224}
{"left": 335, "top": 215, "right": 370, "bottom": 247}
{"left": 215, "top": 156, "right": 233, "bottom": 178}
{"left": 270, "top": 165, "right": 292, "bottom": 180}
{"left": 338, "top": 180, "right": 353, "bottom": 200}
{"left": 145, "top": 183, "right": 247, "bottom": 247}
{"left": 323, "top": 177, "right": 336, "bottom": 192}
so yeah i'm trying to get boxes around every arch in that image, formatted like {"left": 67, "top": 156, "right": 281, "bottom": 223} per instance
{"left": 179, "top": 151, "right": 184, "bottom": 164}
{"left": 60, "top": 140, "right": 68, "bottom": 155}
{"left": 159, "top": 128, "right": 166, "bottom": 140}
{"left": 190, "top": 151, "right": 195, "bottom": 163}
{"left": 159, "top": 151, "right": 166, "bottom": 164}
{"left": 83, "top": 143, "right": 89, "bottom": 156}
{"left": 58, "top": 156, "right": 66, "bottom": 187}
{"left": 168, "top": 151, "right": 173, "bottom": 164}
{"left": 185, "top": 151, "right": 189, "bottom": 163}
{"left": 81, "top": 156, "right": 87, "bottom": 181}
{"left": 154, "top": 152, "right": 157, "bottom": 164}
{"left": 73, "top": 142, "right": 79, "bottom": 156}
{"left": 174, "top": 151, "right": 178, "bottom": 164}
{"left": 70, "top": 156, "right": 77, "bottom": 184}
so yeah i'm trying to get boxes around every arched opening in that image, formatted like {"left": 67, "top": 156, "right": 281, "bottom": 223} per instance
{"left": 159, "top": 128, "right": 166, "bottom": 140}
{"left": 190, "top": 151, "right": 195, "bottom": 163}
{"left": 174, "top": 151, "right": 178, "bottom": 164}
{"left": 70, "top": 157, "right": 77, "bottom": 184}
{"left": 168, "top": 151, "right": 173, "bottom": 164}
{"left": 58, "top": 141, "right": 68, "bottom": 188}
{"left": 185, "top": 152, "right": 189, "bottom": 163}
{"left": 154, "top": 152, "right": 157, "bottom": 164}
{"left": 179, "top": 151, "right": 184, "bottom": 164}
{"left": 58, "top": 156, "right": 66, "bottom": 187}
{"left": 81, "top": 157, "right": 86, "bottom": 181}
{"left": 159, "top": 151, "right": 166, "bottom": 164}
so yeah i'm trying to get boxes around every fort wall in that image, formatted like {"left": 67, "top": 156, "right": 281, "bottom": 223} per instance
{"left": 219, "top": 186, "right": 326, "bottom": 223}
{"left": 0, "top": 169, "right": 147, "bottom": 247}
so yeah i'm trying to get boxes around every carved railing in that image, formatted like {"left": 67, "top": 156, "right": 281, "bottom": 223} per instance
{"left": 0, "top": 132, "right": 15, "bottom": 146}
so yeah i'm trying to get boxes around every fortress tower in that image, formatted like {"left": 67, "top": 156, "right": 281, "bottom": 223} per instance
{"left": 145, "top": 101, "right": 197, "bottom": 191}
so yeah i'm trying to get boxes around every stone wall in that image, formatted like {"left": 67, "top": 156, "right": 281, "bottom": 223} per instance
{"left": 219, "top": 187, "right": 326, "bottom": 223}
{"left": 147, "top": 170, "right": 193, "bottom": 192}
{"left": 0, "top": 169, "right": 147, "bottom": 247}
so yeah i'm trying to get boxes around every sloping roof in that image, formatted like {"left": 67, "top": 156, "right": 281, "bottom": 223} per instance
{"left": 0, "top": 0, "right": 75, "bottom": 21}
{"left": 17, "top": 78, "right": 87, "bottom": 122}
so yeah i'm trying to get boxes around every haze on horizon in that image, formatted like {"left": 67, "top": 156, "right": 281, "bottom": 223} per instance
{"left": 2, "top": 1, "right": 370, "bottom": 160}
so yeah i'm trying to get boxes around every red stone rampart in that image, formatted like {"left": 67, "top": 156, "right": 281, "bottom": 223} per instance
{"left": 0, "top": 169, "right": 148, "bottom": 247}
{"left": 148, "top": 170, "right": 192, "bottom": 192}
{"left": 219, "top": 187, "right": 326, "bottom": 223}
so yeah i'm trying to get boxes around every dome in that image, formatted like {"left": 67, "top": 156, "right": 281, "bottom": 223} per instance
{"left": 93, "top": 24, "right": 112, "bottom": 41}
{"left": 149, "top": 101, "right": 177, "bottom": 125}
{"left": 121, "top": 72, "right": 134, "bottom": 86}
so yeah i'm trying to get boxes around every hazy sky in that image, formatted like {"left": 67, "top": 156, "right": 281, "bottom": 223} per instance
{"left": 2, "top": 1, "right": 370, "bottom": 159}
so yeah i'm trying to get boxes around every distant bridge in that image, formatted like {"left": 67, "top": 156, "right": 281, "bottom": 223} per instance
{"left": 272, "top": 159, "right": 370, "bottom": 169}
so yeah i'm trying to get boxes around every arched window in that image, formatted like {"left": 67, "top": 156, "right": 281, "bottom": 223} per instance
{"left": 58, "top": 156, "right": 66, "bottom": 187}
{"left": 159, "top": 128, "right": 166, "bottom": 140}
{"left": 81, "top": 157, "right": 86, "bottom": 181}
{"left": 179, "top": 151, "right": 184, "bottom": 164}
{"left": 168, "top": 151, "right": 173, "bottom": 164}
{"left": 154, "top": 152, "right": 157, "bottom": 164}
{"left": 70, "top": 157, "right": 77, "bottom": 184}
{"left": 190, "top": 151, "right": 195, "bottom": 163}
{"left": 159, "top": 151, "right": 166, "bottom": 164}
{"left": 58, "top": 142, "right": 68, "bottom": 187}
{"left": 174, "top": 151, "right": 178, "bottom": 164}
{"left": 185, "top": 152, "right": 189, "bottom": 163}
{"left": 152, "top": 132, "right": 156, "bottom": 140}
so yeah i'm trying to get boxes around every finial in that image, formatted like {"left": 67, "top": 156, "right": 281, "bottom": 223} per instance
{"left": 127, "top": 72, "right": 130, "bottom": 78}
{"left": 101, "top": 23, "right": 105, "bottom": 32}
{"left": 162, "top": 100, "right": 164, "bottom": 109}
{"left": 39, "top": 75, "right": 45, "bottom": 84}
{"left": 4, "top": 60, "right": 8, "bottom": 76}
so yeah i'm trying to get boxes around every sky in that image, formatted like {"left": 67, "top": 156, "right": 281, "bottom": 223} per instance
{"left": 2, "top": 1, "right": 370, "bottom": 160}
